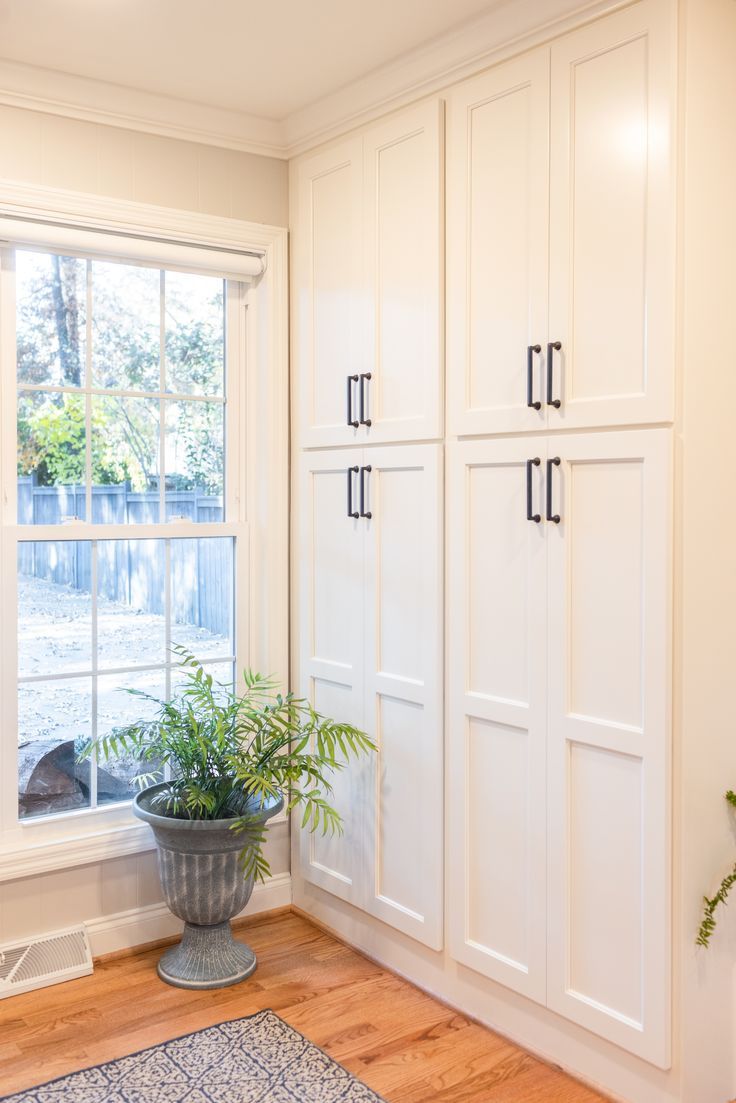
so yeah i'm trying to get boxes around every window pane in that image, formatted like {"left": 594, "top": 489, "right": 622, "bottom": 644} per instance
{"left": 164, "top": 400, "right": 223, "bottom": 520}
{"left": 172, "top": 660, "right": 235, "bottom": 697}
{"left": 97, "top": 540, "right": 166, "bottom": 668}
{"left": 91, "top": 395, "right": 160, "bottom": 521}
{"left": 16, "top": 250, "right": 87, "bottom": 388}
{"left": 92, "top": 261, "right": 160, "bottom": 391}
{"left": 18, "top": 678, "right": 92, "bottom": 819}
{"left": 96, "top": 670, "right": 166, "bottom": 805}
{"left": 18, "top": 542, "right": 92, "bottom": 676}
{"left": 165, "top": 271, "right": 224, "bottom": 396}
{"left": 17, "top": 391, "right": 88, "bottom": 522}
{"left": 171, "top": 537, "right": 234, "bottom": 659}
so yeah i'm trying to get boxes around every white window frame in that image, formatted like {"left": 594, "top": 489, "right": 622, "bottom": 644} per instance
{"left": 0, "top": 183, "right": 288, "bottom": 882}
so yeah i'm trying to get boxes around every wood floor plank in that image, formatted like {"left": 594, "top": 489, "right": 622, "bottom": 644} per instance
{"left": 0, "top": 909, "right": 610, "bottom": 1102}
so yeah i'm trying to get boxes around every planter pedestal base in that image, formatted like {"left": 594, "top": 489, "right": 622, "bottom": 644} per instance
{"left": 157, "top": 920, "right": 256, "bottom": 990}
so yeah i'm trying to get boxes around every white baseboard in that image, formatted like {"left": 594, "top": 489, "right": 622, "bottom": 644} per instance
{"left": 85, "top": 872, "right": 292, "bottom": 958}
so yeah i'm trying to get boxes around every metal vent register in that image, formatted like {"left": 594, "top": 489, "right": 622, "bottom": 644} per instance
{"left": 0, "top": 926, "right": 92, "bottom": 998}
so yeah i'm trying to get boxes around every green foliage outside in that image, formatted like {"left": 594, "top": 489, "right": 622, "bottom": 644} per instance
{"left": 697, "top": 789, "right": 736, "bottom": 946}
{"left": 16, "top": 252, "right": 225, "bottom": 495}
{"left": 81, "top": 648, "right": 377, "bottom": 883}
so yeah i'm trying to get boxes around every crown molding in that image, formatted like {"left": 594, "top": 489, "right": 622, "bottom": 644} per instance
{"left": 0, "top": 0, "right": 627, "bottom": 163}
{"left": 283, "top": 0, "right": 626, "bottom": 156}
{"left": 0, "top": 57, "right": 287, "bottom": 159}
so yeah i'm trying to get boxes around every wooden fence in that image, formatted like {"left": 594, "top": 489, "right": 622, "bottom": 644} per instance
{"left": 17, "top": 477, "right": 231, "bottom": 638}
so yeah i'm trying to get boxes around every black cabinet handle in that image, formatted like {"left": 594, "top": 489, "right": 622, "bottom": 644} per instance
{"left": 347, "top": 465, "right": 359, "bottom": 518}
{"left": 346, "top": 375, "right": 359, "bottom": 428}
{"left": 359, "top": 465, "right": 372, "bottom": 519}
{"left": 527, "top": 345, "right": 542, "bottom": 410}
{"left": 526, "top": 457, "right": 541, "bottom": 522}
{"left": 546, "top": 456, "right": 561, "bottom": 523}
{"left": 546, "top": 341, "right": 562, "bottom": 409}
{"left": 359, "top": 372, "right": 372, "bottom": 426}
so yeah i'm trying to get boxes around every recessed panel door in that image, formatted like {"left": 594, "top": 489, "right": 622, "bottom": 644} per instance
{"left": 297, "top": 450, "right": 366, "bottom": 903}
{"left": 295, "top": 138, "right": 365, "bottom": 448}
{"left": 546, "top": 429, "right": 672, "bottom": 1066}
{"left": 362, "top": 101, "right": 443, "bottom": 443}
{"left": 447, "top": 438, "right": 548, "bottom": 1002}
{"left": 547, "top": 0, "right": 675, "bottom": 428}
{"left": 362, "top": 445, "right": 444, "bottom": 948}
{"left": 446, "top": 50, "right": 550, "bottom": 436}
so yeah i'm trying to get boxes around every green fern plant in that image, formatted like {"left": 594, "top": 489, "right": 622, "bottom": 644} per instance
{"left": 80, "top": 646, "right": 376, "bottom": 883}
{"left": 697, "top": 790, "right": 736, "bottom": 947}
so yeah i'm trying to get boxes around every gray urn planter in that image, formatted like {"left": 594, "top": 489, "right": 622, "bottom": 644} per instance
{"left": 133, "top": 782, "right": 283, "bottom": 990}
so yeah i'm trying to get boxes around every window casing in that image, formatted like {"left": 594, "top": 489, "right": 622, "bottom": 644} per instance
{"left": 0, "top": 235, "right": 257, "bottom": 863}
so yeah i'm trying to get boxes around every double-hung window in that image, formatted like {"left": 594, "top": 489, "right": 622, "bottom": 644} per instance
{"left": 0, "top": 215, "right": 272, "bottom": 864}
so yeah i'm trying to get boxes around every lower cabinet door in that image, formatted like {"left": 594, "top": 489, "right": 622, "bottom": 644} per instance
{"left": 447, "top": 438, "right": 548, "bottom": 1002}
{"left": 297, "top": 449, "right": 367, "bottom": 905}
{"left": 362, "top": 445, "right": 444, "bottom": 949}
{"left": 546, "top": 429, "right": 672, "bottom": 1067}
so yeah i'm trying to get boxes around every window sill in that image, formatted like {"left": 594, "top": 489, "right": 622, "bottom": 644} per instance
{"left": 0, "top": 818, "right": 156, "bottom": 883}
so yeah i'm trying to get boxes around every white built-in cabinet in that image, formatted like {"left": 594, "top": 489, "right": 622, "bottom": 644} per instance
{"left": 447, "top": 0, "right": 675, "bottom": 436}
{"left": 294, "top": 100, "right": 443, "bottom": 448}
{"left": 297, "top": 445, "right": 444, "bottom": 950}
{"left": 447, "top": 430, "right": 672, "bottom": 1066}
{"left": 292, "top": 0, "right": 675, "bottom": 1076}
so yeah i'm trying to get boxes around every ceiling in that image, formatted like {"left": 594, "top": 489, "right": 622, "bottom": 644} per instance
{"left": 0, "top": 0, "right": 507, "bottom": 121}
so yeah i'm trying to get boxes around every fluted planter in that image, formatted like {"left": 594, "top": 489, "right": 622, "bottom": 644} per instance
{"left": 133, "top": 782, "right": 283, "bottom": 990}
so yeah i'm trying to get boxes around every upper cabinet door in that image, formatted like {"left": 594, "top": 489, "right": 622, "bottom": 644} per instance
{"left": 294, "top": 138, "right": 364, "bottom": 449}
{"left": 545, "top": 429, "right": 672, "bottom": 1066}
{"left": 547, "top": 0, "right": 675, "bottom": 429}
{"left": 296, "top": 449, "right": 367, "bottom": 905}
{"left": 361, "top": 445, "right": 444, "bottom": 948}
{"left": 362, "top": 102, "right": 444, "bottom": 443}
{"left": 447, "top": 49, "right": 550, "bottom": 437}
{"left": 447, "top": 438, "right": 548, "bottom": 1002}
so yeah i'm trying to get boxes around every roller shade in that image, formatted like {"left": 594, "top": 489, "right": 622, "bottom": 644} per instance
{"left": 0, "top": 214, "right": 266, "bottom": 279}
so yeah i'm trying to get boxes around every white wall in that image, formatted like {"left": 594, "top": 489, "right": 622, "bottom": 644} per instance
{"left": 0, "top": 104, "right": 290, "bottom": 947}
{"left": 678, "top": 0, "right": 736, "bottom": 1097}
{"left": 0, "top": 104, "right": 288, "bottom": 224}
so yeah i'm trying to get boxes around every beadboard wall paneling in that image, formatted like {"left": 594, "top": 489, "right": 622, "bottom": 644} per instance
{"left": 0, "top": 103, "right": 288, "bottom": 225}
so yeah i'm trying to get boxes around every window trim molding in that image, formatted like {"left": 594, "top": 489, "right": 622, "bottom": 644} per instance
{"left": 0, "top": 183, "right": 289, "bottom": 879}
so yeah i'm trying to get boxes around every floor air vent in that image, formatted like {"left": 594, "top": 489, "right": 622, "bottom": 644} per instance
{"left": 0, "top": 926, "right": 92, "bottom": 998}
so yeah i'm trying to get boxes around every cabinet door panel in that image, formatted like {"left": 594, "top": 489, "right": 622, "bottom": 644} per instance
{"left": 297, "top": 451, "right": 366, "bottom": 903}
{"left": 447, "top": 439, "right": 547, "bottom": 1001}
{"left": 363, "top": 102, "right": 443, "bottom": 443}
{"left": 295, "top": 139, "right": 364, "bottom": 448}
{"left": 363, "top": 445, "right": 444, "bottom": 947}
{"left": 548, "top": 0, "right": 675, "bottom": 428}
{"left": 547, "top": 429, "right": 671, "bottom": 1066}
{"left": 447, "top": 50, "right": 549, "bottom": 436}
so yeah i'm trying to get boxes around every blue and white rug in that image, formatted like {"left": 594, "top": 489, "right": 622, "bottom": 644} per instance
{"left": 1, "top": 1009, "right": 386, "bottom": 1102}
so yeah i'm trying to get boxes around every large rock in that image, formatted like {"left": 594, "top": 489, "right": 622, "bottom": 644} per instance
{"left": 18, "top": 739, "right": 137, "bottom": 818}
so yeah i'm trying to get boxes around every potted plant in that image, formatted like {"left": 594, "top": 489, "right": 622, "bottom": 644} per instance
{"left": 697, "top": 789, "right": 736, "bottom": 947}
{"left": 82, "top": 648, "right": 375, "bottom": 989}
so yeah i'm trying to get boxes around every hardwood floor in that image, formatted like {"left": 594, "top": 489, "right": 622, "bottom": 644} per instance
{"left": 0, "top": 909, "right": 609, "bottom": 1102}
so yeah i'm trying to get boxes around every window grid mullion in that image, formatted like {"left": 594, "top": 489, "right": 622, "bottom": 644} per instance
{"left": 164, "top": 537, "right": 172, "bottom": 784}
{"left": 89, "top": 540, "right": 98, "bottom": 810}
{"left": 85, "top": 259, "right": 93, "bottom": 523}
{"left": 159, "top": 270, "right": 166, "bottom": 523}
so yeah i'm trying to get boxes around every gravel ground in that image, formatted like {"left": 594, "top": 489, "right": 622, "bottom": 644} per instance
{"left": 17, "top": 574, "right": 231, "bottom": 749}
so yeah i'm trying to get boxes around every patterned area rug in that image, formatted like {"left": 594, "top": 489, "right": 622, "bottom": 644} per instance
{"left": 0, "top": 1010, "right": 387, "bottom": 1102}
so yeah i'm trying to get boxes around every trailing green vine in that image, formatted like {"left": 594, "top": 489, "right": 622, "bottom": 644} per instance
{"left": 697, "top": 790, "right": 736, "bottom": 947}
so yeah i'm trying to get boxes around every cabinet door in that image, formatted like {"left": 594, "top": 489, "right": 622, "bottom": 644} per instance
{"left": 362, "top": 101, "right": 443, "bottom": 443}
{"left": 296, "top": 450, "right": 367, "bottom": 904}
{"left": 546, "top": 430, "right": 671, "bottom": 1066}
{"left": 447, "top": 439, "right": 547, "bottom": 1001}
{"left": 446, "top": 50, "right": 550, "bottom": 436}
{"left": 547, "top": 0, "right": 675, "bottom": 429}
{"left": 294, "top": 138, "right": 364, "bottom": 448}
{"left": 362, "top": 445, "right": 444, "bottom": 948}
